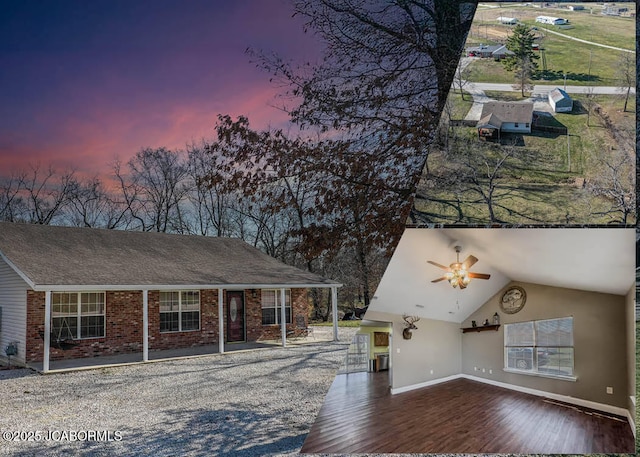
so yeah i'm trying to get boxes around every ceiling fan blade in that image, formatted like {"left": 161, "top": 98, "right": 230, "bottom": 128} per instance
{"left": 427, "top": 260, "right": 450, "bottom": 271}
{"left": 468, "top": 272, "right": 491, "bottom": 280}
{"left": 462, "top": 255, "right": 478, "bottom": 270}
{"left": 431, "top": 277, "right": 447, "bottom": 283}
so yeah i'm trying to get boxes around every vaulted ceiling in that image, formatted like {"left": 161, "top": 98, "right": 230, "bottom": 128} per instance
{"left": 369, "top": 228, "right": 635, "bottom": 323}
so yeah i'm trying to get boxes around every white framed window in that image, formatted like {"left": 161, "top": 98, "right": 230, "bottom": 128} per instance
{"left": 52, "top": 292, "right": 105, "bottom": 339}
{"left": 504, "top": 317, "right": 574, "bottom": 380}
{"left": 159, "top": 290, "right": 200, "bottom": 332}
{"left": 261, "top": 289, "right": 291, "bottom": 325}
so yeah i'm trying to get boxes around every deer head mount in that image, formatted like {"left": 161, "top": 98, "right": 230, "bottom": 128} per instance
{"left": 402, "top": 314, "right": 421, "bottom": 340}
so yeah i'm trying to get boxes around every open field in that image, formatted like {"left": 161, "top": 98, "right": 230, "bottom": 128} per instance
{"left": 473, "top": 4, "right": 635, "bottom": 50}
{"left": 466, "top": 4, "right": 635, "bottom": 86}
{"left": 466, "top": 31, "right": 630, "bottom": 86}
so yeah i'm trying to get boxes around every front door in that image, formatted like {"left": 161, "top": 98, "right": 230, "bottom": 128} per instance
{"left": 226, "top": 291, "right": 245, "bottom": 343}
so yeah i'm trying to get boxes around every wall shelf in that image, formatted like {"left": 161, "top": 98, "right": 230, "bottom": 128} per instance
{"left": 461, "top": 324, "right": 500, "bottom": 333}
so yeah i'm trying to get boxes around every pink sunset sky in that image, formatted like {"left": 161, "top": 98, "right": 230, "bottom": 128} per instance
{"left": 0, "top": 0, "right": 323, "bottom": 177}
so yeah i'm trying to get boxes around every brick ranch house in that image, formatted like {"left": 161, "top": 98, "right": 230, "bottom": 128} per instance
{"left": 477, "top": 101, "right": 534, "bottom": 141}
{"left": 0, "top": 222, "right": 341, "bottom": 372}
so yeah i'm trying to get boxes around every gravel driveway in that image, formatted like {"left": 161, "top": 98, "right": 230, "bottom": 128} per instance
{"left": 0, "top": 328, "right": 358, "bottom": 457}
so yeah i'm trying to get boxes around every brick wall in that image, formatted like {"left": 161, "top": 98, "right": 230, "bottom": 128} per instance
{"left": 25, "top": 288, "right": 311, "bottom": 362}
{"left": 26, "top": 290, "right": 143, "bottom": 363}
{"left": 257, "top": 288, "right": 310, "bottom": 340}
{"left": 148, "top": 289, "right": 219, "bottom": 351}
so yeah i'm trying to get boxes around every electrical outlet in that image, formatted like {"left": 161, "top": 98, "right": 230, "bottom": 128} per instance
{"left": 430, "top": 369, "right": 434, "bottom": 374}
{"left": 606, "top": 387, "right": 613, "bottom": 394}
{"left": 396, "top": 348, "right": 400, "bottom": 354}
{"left": 482, "top": 368, "right": 486, "bottom": 373}
{"left": 489, "top": 369, "right": 493, "bottom": 374}
{"left": 474, "top": 366, "right": 478, "bottom": 371}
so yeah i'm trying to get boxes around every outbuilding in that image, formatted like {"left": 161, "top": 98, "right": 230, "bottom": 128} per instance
{"left": 496, "top": 16, "right": 518, "bottom": 25}
{"left": 548, "top": 87, "right": 573, "bottom": 113}
{"left": 0, "top": 223, "right": 341, "bottom": 372}
{"left": 535, "top": 16, "right": 568, "bottom": 25}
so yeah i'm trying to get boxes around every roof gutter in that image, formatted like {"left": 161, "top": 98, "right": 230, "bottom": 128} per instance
{"left": 31, "top": 282, "right": 343, "bottom": 292}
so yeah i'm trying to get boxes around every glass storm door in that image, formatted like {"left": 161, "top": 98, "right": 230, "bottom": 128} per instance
{"left": 226, "top": 291, "right": 245, "bottom": 342}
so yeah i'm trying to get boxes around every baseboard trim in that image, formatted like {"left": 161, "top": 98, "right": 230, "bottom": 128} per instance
{"left": 626, "top": 410, "right": 636, "bottom": 438}
{"left": 391, "top": 374, "right": 461, "bottom": 395}
{"left": 392, "top": 373, "right": 631, "bottom": 421}
{"left": 461, "top": 374, "right": 629, "bottom": 418}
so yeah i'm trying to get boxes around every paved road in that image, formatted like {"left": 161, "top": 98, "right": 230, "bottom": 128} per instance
{"left": 468, "top": 82, "right": 635, "bottom": 95}
{"left": 461, "top": 82, "right": 632, "bottom": 121}
{"left": 456, "top": 55, "right": 634, "bottom": 121}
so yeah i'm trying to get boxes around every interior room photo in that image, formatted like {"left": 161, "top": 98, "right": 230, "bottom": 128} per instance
{"left": 302, "top": 227, "right": 636, "bottom": 454}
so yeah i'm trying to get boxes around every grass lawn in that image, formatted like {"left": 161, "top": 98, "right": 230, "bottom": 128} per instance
{"left": 312, "top": 320, "right": 362, "bottom": 328}
{"left": 473, "top": 4, "right": 635, "bottom": 50}
{"left": 465, "top": 5, "right": 634, "bottom": 86}
{"left": 444, "top": 90, "right": 474, "bottom": 120}
{"left": 414, "top": 93, "right": 634, "bottom": 225}
{"left": 466, "top": 37, "right": 626, "bottom": 86}
{"left": 484, "top": 90, "right": 530, "bottom": 101}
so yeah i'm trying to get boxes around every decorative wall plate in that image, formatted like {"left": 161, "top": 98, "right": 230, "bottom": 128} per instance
{"left": 499, "top": 286, "right": 526, "bottom": 314}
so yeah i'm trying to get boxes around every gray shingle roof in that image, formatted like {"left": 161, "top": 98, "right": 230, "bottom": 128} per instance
{"left": 549, "top": 87, "right": 571, "bottom": 103}
{"left": 479, "top": 102, "right": 534, "bottom": 125}
{"left": 0, "top": 222, "right": 339, "bottom": 289}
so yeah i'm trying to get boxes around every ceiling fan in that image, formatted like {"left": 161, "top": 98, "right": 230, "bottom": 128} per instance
{"left": 428, "top": 245, "right": 490, "bottom": 289}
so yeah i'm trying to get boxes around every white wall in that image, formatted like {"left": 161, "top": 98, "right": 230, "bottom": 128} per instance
{"left": 0, "top": 258, "right": 28, "bottom": 363}
{"left": 625, "top": 286, "right": 635, "bottom": 421}
{"left": 501, "top": 122, "right": 531, "bottom": 133}
{"left": 366, "top": 310, "right": 461, "bottom": 391}
{"left": 462, "top": 281, "right": 630, "bottom": 408}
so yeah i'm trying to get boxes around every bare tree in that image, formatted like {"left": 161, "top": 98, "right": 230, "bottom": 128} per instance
{"left": 65, "top": 177, "right": 130, "bottom": 229}
{"left": 413, "top": 138, "right": 543, "bottom": 224}
{"left": 253, "top": 0, "right": 477, "bottom": 227}
{"left": 20, "top": 164, "right": 77, "bottom": 225}
{"left": 615, "top": 51, "right": 635, "bottom": 112}
{"left": 586, "top": 147, "right": 635, "bottom": 225}
{"left": 0, "top": 171, "right": 27, "bottom": 222}
{"left": 582, "top": 86, "right": 597, "bottom": 127}
{"left": 454, "top": 58, "right": 472, "bottom": 101}
{"left": 125, "top": 148, "right": 191, "bottom": 232}
{"left": 185, "top": 144, "right": 236, "bottom": 237}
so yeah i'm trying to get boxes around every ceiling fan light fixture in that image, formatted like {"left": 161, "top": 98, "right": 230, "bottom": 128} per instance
{"left": 428, "top": 246, "right": 490, "bottom": 290}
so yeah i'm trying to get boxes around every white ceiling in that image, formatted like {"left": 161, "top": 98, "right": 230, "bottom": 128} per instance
{"left": 369, "top": 228, "right": 635, "bottom": 324}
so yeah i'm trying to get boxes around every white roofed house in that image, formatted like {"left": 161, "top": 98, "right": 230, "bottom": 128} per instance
{"left": 0, "top": 222, "right": 341, "bottom": 372}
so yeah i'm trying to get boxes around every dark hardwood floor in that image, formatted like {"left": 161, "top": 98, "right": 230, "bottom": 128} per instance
{"left": 300, "top": 373, "right": 635, "bottom": 454}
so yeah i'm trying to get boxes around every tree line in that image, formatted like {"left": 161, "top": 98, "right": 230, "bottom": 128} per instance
{"left": 0, "top": 1, "right": 478, "bottom": 318}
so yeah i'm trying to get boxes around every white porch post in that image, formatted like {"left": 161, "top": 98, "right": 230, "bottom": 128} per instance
{"left": 142, "top": 290, "right": 149, "bottom": 362}
{"left": 43, "top": 290, "right": 51, "bottom": 373}
{"left": 331, "top": 286, "right": 339, "bottom": 342}
{"left": 218, "top": 288, "right": 224, "bottom": 354}
{"left": 280, "top": 288, "right": 287, "bottom": 348}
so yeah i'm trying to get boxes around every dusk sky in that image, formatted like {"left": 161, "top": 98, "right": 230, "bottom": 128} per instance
{"left": 0, "top": 0, "right": 322, "bottom": 176}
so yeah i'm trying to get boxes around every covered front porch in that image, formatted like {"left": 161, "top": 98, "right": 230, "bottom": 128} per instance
{"left": 38, "top": 286, "right": 340, "bottom": 373}
{"left": 29, "top": 326, "right": 342, "bottom": 373}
